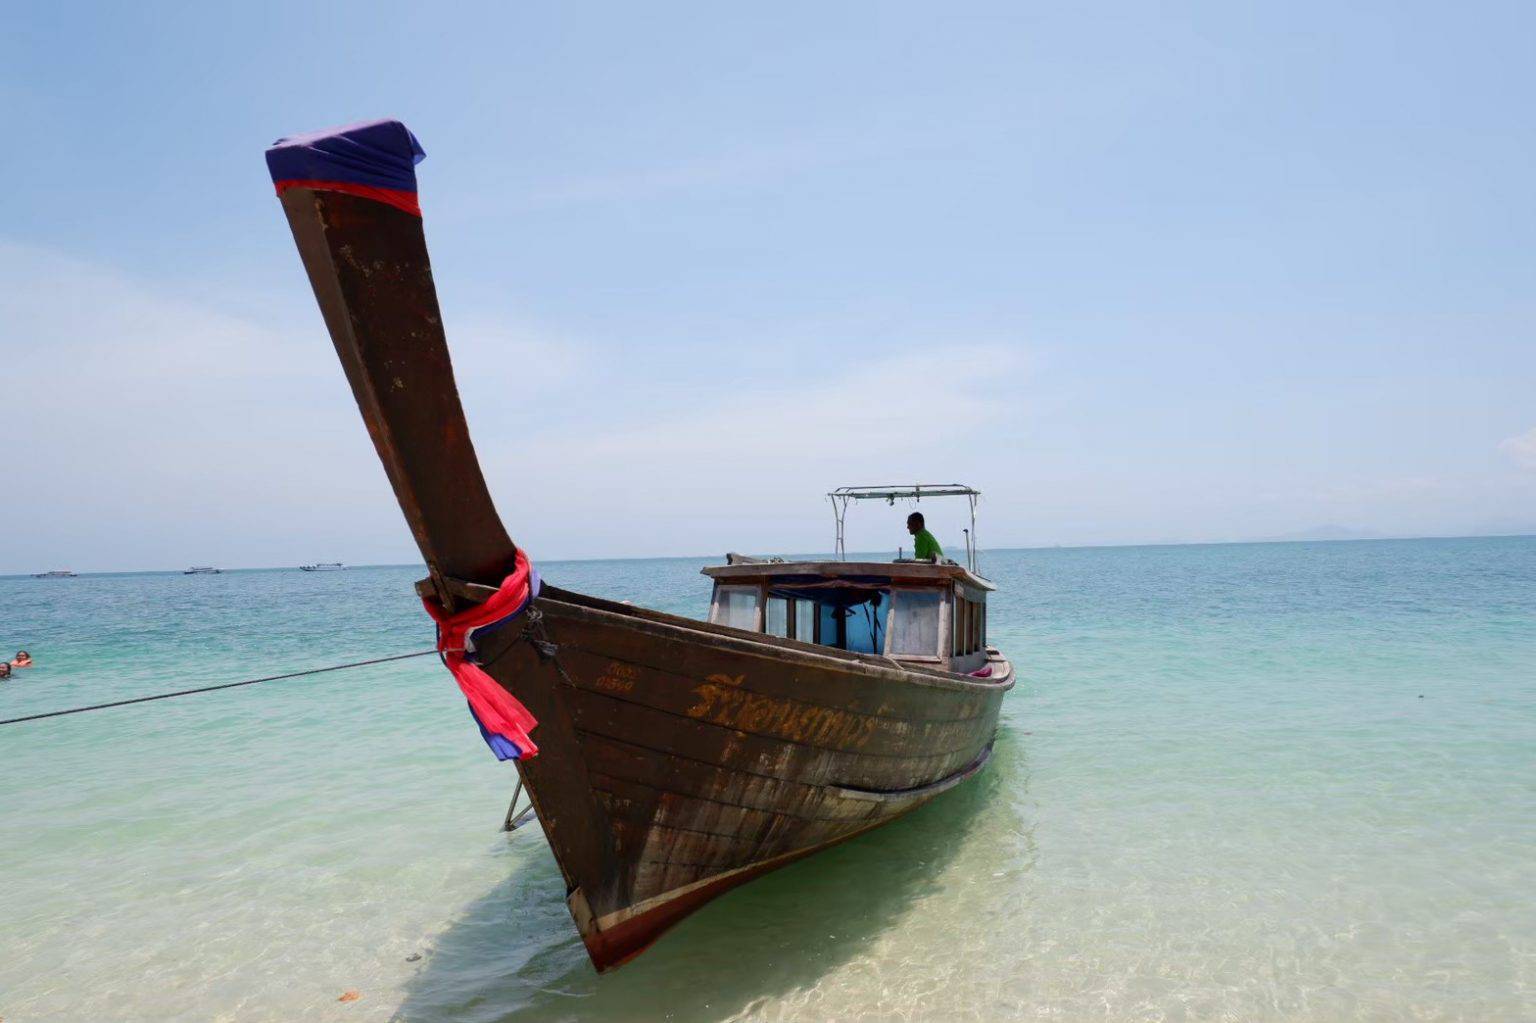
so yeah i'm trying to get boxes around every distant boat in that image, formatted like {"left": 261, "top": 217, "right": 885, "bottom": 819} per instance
{"left": 32, "top": 569, "right": 77, "bottom": 578}
{"left": 299, "top": 562, "right": 346, "bottom": 572}
{"left": 183, "top": 566, "right": 222, "bottom": 575}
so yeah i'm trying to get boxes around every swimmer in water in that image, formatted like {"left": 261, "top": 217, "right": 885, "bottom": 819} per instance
{"left": 11, "top": 650, "right": 33, "bottom": 668}
{"left": 0, "top": 661, "right": 11, "bottom": 680}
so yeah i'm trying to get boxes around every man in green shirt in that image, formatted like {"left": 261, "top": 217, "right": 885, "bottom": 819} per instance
{"left": 907, "top": 512, "right": 943, "bottom": 562}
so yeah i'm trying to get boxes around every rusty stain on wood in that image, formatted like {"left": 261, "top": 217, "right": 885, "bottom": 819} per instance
{"left": 595, "top": 661, "right": 638, "bottom": 694}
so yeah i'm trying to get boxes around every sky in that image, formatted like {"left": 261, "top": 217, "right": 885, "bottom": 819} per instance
{"left": 3, "top": 1, "right": 1534, "bottom": 573}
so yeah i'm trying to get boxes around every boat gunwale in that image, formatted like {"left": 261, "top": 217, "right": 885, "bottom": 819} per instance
{"left": 454, "top": 578, "right": 1015, "bottom": 696}
{"left": 558, "top": 594, "right": 1015, "bottom": 695}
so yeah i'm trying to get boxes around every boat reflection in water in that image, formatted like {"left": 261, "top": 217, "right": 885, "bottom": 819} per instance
{"left": 266, "top": 119, "right": 1016, "bottom": 971}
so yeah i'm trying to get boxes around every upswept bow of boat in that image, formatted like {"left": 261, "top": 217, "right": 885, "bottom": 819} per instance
{"left": 265, "top": 119, "right": 1015, "bottom": 971}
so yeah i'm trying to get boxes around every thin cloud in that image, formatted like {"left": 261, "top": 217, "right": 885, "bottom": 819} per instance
{"left": 587, "top": 346, "right": 1019, "bottom": 461}
{"left": 0, "top": 239, "right": 587, "bottom": 572}
{"left": 473, "top": 342, "right": 1029, "bottom": 557}
{"left": 0, "top": 240, "right": 319, "bottom": 384}
{"left": 497, "top": 342, "right": 1022, "bottom": 469}
{"left": 1499, "top": 426, "right": 1536, "bottom": 470}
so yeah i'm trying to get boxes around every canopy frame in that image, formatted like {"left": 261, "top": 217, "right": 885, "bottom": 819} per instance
{"left": 827, "top": 484, "right": 981, "bottom": 573}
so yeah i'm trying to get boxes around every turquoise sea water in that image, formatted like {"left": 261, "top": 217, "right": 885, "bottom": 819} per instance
{"left": 1, "top": 537, "right": 1533, "bottom": 1022}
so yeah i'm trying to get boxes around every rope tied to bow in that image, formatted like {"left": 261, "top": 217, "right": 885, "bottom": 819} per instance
{"left": 421, "top": 550, "right": 543, "bottom": 761}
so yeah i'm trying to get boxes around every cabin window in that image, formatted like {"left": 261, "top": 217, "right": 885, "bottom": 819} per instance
{"left": 953, "top": 597, "right": 968, "bottom": 657}
{"left": 890, "top": 590, "right": 942, "bottom": 657}
{"left": 820, "top": 595, "right": 885, "bottom": 653}
{"left": 794, "top": 599, "right": 817, "bottom": 642}
{"left": 714, "top": 586, "right": 760, "bottom": 631}
{"left": 952, "top": 592, "right": 987, "bottom": 656}
{"left": 765, "top": 596, "right": 790, "bottom": 637}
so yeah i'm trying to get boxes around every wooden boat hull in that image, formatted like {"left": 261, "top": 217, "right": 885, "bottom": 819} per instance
{"left": 483, "top": 584, "right": 1013, "bottom": 969}
{"left": 264, "top": 125, "right": 1016, "bottom": 971}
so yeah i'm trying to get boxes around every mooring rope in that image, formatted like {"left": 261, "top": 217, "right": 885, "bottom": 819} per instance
{"left": 0, "top": 649, "right": 438, "bottom": 726}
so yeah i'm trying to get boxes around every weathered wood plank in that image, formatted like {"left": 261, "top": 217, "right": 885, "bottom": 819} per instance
{"left": 567, "top": 685, "right": 989, "bottom": 782}
{"left": 558, "top": 661, "right": 994, "bottom": 762}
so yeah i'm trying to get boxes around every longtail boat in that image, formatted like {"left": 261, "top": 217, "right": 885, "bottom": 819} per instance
{"left": 264, "top": 120, "right": 1015, "bottom": 972}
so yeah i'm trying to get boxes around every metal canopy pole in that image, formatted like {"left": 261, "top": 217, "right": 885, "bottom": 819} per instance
{"left": 830, "top": 494, "right": 849, "bottom": 560}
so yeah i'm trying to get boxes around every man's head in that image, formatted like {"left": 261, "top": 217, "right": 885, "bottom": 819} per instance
{"left": 906, "top": 512, "right": 924, "bottom": 536}
{"left": 0, "top": 662, "right": 10, "bottom": 679}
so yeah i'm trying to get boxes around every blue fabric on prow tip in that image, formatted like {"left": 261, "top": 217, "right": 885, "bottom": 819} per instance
{"left": 469, "top": 702, "right": 527, "bottom": 760}
{"left": 264, "top": 119, "right": 426, "bottom": 191}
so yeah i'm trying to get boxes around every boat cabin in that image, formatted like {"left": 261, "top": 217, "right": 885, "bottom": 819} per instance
{"left": 702, "top": 557, "right": 995, "bottom": 675}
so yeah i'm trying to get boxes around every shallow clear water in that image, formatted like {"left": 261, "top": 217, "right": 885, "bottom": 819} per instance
{"left": 1, "top": 538, "right": 1533, "bottom": 1022}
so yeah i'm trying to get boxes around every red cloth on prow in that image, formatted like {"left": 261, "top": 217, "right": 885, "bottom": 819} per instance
{"left": 421, "top": 551, "right": 540, "bottom": 759}
{"left": 272, "top": 179, "right": 422, "bottom": 217}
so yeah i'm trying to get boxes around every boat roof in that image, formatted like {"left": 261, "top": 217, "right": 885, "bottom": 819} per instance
{"left": 702, "top": 558, "right": 996, "bottom": 592}
{"left": 827, "top": 483, "right": 980, "bottom": 502}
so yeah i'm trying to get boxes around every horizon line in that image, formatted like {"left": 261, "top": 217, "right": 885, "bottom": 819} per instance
{"left": 6, "top": 531, "right": 1533, "bottom": 578}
